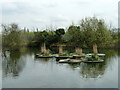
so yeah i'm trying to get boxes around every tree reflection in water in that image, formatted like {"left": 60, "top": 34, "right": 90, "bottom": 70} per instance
{"left": 2, "top": 47, "right": 41, "bottom": 78}
{"left": 2, "top": 48, "right": 118, "bottom": 79}
{"left": 3, "top": 52, "right": 24, "bottom": 78}
{"left": 68, "top": 49, "right": 118, "bottom": 79}
{"left": 79, "top": 63, "right": 105, "bottom": 78}
{"left": 34, "top": 58, "right": 49, "bottom": 63}
{"left": 2, "top": 48, "right": 28, "bottom": 78}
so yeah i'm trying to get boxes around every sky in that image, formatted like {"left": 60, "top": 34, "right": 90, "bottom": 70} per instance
{"left": 0, "top": 0, "right": 119, "bottom": 31}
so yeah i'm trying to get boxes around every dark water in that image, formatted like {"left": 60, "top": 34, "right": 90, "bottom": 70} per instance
{"left": 0, "top": 50, "right": 2, "bottom": 89}
{"left": 2, "top": 48, "right": 119, "bottom": 88}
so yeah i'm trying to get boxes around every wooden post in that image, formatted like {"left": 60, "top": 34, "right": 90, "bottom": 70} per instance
{"left": 43, "top": 42, "right": 46, "bottom": 53}
{"left": 41, "top": 44, "right": 44, "bottom": 53}
{"left": 93, "top": 43, "right": 98, "bottom": 54}
{"left": 79, "top": 48, "right": 82, "bottom": 55}
{"left": 59, "top": 46, "right": 63, "bottom": 54}
{"left": 76, "top": 47, "right": 82, "bottom": 55}
{"left": 41, "top": 42, "right": 46, "bottom": 53}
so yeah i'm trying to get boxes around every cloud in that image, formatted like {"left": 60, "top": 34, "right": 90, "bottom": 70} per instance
{"left": 1, "top": 0, "right": 119, "bottom": 31}
{"left": 50, "top": 15, "right": 69, "bottom": 22}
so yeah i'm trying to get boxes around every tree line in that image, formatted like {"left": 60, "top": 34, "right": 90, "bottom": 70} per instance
{"left": 2, "top": 17, "right": 119, "bottom": 52}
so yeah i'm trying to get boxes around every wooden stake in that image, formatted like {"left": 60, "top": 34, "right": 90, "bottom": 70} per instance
{"left": 59, "top": 46, "right": 63, "bottom": 54}
{"left": 93, "top": 43, "right": 98, "bottom": 54}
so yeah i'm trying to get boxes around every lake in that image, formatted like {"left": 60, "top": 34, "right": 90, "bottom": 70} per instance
{"left": 2, "top": 48, "right": 119, "bottom": 88}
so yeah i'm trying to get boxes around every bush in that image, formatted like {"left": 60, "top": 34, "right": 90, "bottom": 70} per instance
{"left": 59, "top": 53, "right": 69, "bottom": 56}
{"left": 88, "top": 55, "right": 99, "bottom": 61}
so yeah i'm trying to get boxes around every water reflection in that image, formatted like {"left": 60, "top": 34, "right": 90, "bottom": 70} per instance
{"left": 0, "top": 50, "right": 2, "bottom": 89}
{"left": 34, "top": 58, "right": 49, "bottom": 63}
{"left": 2, "top": 51, "right": 26, "bottom": 78}
{"left": 2, "top": 47, "right": 37, "bottom": 78}
{"left": 2, "top": 48, "right": 118, "bottom": 88}
{"left": 104, "top": 49, "right": 118, "bottom": 59}
{"left": 79, "top": 63, "right": 105, "bottom": 78}
{"left": 3, "top": 48, "right": 118, "bottom": 78}
{"left": 64, "top": 49, "right": 118, "bottom": 79}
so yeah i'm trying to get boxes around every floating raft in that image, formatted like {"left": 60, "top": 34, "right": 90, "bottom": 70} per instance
{"left": 52, "top": 54, "right": 59, "bottom": 57}
{"left": 86, "top": 53, "right": 105, "bottom": 56}
{"left": 58, "top": 59, "right": 70, "bottom": 63}
{"left": 73, "top": 55, "right": 86, "bottom": 59}
{"left": 68, "top": 60, "right": 82, "bottom": 64}
{"left": 97, "top": 54, "right": 105, "bottom": 57}
{"left": 35, "top": 54, "right": 54, "bottom": 58}
{"left": 58, "top": 59, "right": 82, "bottom": 63}
{"left": 82, "top": 60, "right": 104, "bottom": 63}
{"left": 55, "top": 56, "right": 73, "bottom": 59}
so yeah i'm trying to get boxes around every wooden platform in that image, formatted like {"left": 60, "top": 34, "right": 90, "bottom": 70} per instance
{"left": 68, "top": 60, "right": 82, "bottom": 64}
{"left": 35, "top": 54, "right": 54, "bottom": 58}
{"left": 55, "top": 56, "right": 73, "bottom": 59}
{"left": 86, "top": 53, "right": 105, "bottom": 57}
{"left": 82, "top": 60, "right": 104, "bottom": 63}
{"left": 58, "top": 59, "right": 82, "bottom": 63}
{"left": 36, "top": 56, "right": 54, "bottom": 58}
{"left": 97, "top": 54, "right": 105, "bottom": 56}
{"left": 73, "top": 55, "right": 86, "bottom": 59}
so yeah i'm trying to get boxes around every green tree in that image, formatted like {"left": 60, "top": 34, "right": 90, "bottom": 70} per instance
{"left": 66, "top": 25, "right": 85, "bottom": 55}
{"left": 31, "top": 30, "right": 48, "bottom": 47}
{"left": 2, "top": 24, "right": 24, "bottom": 51}
{"left": 67, "top": 25, "right": 85, "bottom": 47}
{"left": 80, "top": 17, "right": 113, "bottom": 53}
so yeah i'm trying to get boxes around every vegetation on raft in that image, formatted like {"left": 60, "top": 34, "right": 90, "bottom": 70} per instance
{"left": 88, "top": 55, "right": 99, "bottom": 61}
{"left": 39, "top": 52, "right": 51, "bottom": 56}
{"left": 59, "top": 52, "right": 69, "bottom": 56}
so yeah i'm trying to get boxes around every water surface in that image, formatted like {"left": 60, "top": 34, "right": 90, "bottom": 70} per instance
{"left": 2, "top": 48, "right": 119, "bottom": 88}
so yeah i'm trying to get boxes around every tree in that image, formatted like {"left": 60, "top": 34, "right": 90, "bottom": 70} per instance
{"left": 55, "top": 28, "right": 65, "bottom": 43}
{"left": 32, "top": 30, "right": 48, "bottom": 47}
{"left": 80, "top": 17, "right": 113, "bottom": 53}
{"left": 66, "top": 25, "right": 85, "bottom": 55}
{"left": 55, "top": 28, "right": 65, "bottom": 36}
{"left": 45, "top": 31, "right": 58, "bottom": 47}
{"left": 2, "top": 24, "right": 24, "bottom": 51}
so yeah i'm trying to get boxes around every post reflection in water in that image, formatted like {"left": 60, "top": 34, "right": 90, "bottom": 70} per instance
{"left": 2, "top": 48, "right": 119, "bottom": 88}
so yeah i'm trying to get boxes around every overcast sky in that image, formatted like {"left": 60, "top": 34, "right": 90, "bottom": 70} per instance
{"left": 0, "top": 0, "right": 119, "bottom": 31}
